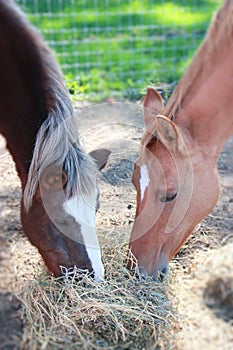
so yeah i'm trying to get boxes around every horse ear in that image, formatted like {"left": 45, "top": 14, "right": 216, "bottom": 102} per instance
{"left": 89, "top": 148, "right": 111, "bottom": 170}
{"left": 156, "top": 116, "right": 185, "bottom": 154}
{"left": 143, "top": 87, "right": 164, "bottom": 127}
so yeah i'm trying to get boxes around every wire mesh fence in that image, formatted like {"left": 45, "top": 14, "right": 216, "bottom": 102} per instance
{"left": 17, "top": 0, "right": 221, "bottom": 101}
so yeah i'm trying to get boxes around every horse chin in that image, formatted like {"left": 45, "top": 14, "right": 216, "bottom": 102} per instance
{"left": 40, "top": 248, "right": 95, "bottom": 279}
{"left": 127, "top": 246, "right": 169, "bottom": 282}
{"left": 38, "top": 242, "right": 93, "bottom": 278}
{"left": 139, "top": 262, "right": 169, "bottom": 282}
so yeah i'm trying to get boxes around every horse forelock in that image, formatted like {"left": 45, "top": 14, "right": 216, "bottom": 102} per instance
{"left": 164, "top": 0, "right": 233, "bottom": 121}
{"left": 23, "top": 103, "right": 98, "bottom": 211}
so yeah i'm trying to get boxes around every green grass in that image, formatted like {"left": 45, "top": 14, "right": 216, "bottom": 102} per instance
{"left": 18, "top": 0, "right": 221, "bottom": 101}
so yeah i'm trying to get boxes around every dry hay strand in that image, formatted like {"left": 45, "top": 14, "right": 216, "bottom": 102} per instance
{"left": 18, "top": 243, "right": 176, "bottom": 350}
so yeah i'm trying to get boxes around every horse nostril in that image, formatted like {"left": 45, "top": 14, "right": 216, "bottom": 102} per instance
{"left": 158, "top": 265, "right": 169, "bottom": 282}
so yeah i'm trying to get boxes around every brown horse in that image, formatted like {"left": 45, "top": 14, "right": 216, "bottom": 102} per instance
{"left": 0, "top": 1, "right": 110, "bottom": 280}
{"left": 128, "top": 0, "right": 233, "bottom": 280}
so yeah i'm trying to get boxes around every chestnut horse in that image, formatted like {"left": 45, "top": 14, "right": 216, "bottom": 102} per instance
{"left": 128, "top": 0, "right": 233, "bottom": 280}
{"left": 0, "top": 1, "right": 110, "bottom": 280}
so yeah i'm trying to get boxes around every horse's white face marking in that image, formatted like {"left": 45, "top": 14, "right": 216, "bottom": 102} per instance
{"left": 140, "top": 164, "right": 150, "bottom": 202}
{"left": 63, "top": 189, "right": 104, "bottom": 282}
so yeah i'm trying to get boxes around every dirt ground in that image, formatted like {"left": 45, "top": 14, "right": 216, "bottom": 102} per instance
{"left": 0, "top": 102, "right": 232, "bottom": 349}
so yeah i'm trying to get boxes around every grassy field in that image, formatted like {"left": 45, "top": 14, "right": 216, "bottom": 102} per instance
{"left": 18, "top": 0, "right": 221, "bottom": 100}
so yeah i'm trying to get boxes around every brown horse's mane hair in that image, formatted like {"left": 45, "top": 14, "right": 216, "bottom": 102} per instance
{"left": 164, "top": 0, "right": 233, "bottom": 120}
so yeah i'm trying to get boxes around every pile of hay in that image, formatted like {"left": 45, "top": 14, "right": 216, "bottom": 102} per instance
{"left": 19, "top": 243, "right": 176, "bottom": 350}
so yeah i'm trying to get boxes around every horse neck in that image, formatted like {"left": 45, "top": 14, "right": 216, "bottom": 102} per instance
{"left": 174, "top": 36, "right": 233, "bottom": 162}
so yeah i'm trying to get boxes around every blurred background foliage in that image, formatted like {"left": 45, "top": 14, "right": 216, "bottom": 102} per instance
{"left": 17, "top": 0, "right": 221, "bottom": 101}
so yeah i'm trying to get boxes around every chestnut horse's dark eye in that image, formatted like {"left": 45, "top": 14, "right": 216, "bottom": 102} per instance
{"left": 160, "top": 193, "right": 177, "bottom": 203}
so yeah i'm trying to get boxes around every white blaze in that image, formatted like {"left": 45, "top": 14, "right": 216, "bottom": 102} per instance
{"left": 63, "top": 190, "right": 104, "bottom": 282}
{"left": 140, "top": 164, "right": 150, "bottom": 202}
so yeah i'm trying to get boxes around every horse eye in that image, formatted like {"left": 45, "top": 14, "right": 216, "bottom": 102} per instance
{"left": 160, "top": 193, "right": 177, "bottom": 203}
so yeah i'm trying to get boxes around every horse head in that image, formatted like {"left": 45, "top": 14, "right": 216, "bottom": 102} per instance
{"left": 128, "top": 87, "right": 220, "bottom": 280}
{"left": 21, "top": 148, "right": 110, "bottom": 280}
